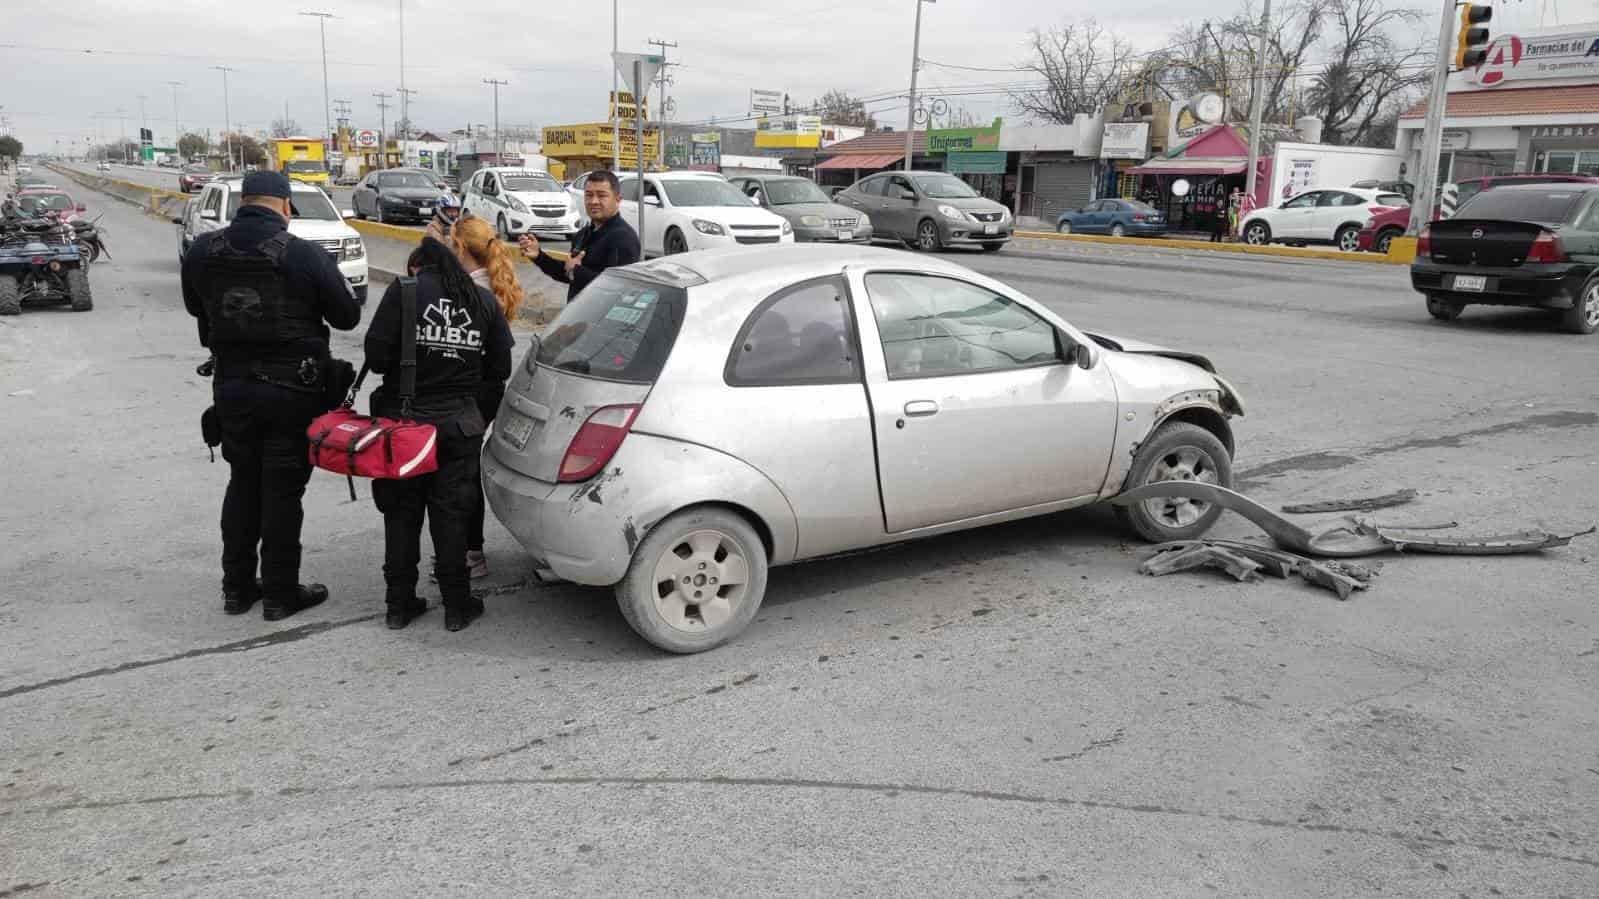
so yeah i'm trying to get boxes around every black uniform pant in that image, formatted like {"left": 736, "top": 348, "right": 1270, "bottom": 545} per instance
{"left": 215, "top": 377, "right": 325, "bottom": 602}
{"left": 372, "top": 426, "right": 480, "bottom": 610}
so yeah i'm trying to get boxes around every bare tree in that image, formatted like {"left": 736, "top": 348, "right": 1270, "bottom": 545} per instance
{"left": 1159, "top": 1, "right": 1326, "bottom": 127}
{"left": 270, "top": 118, "right": 301, "bottom": 138}
{"left": 808, "top": 89, "right": 878, "bottom": 130}
{"left": 943, "top": 105, "right": 980, "bottom": 129}
{"left": 1012, "top": 20, "right": 1139, "bottom": 124}
{"left": 1304, "top": 0, "right": 1429, "bottom": 145}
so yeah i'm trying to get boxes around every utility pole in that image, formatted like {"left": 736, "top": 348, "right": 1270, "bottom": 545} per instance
{"left": 612, "top": 0, "right": 620, "bottom": 171}
{"left": 904, "top": 0, "right": 933, "bottom": 172}
{"left": 137, "top": 94, "right": 149, "bottom": 165}
{"left": 166, "top": 81, "right": 184, "bottom": 152}
{"left": 397, "top": 0, "right": 408, "bottom": 150}
{"left": 648, "top": 39, "right": 676, "bottom": 170}
{"left": 1242, "top": 0, "right": 1272, "bottom": 214}
{"left": 374, "top": 91, "right": 392, "bottom": 168}
{"left": 300, "top": 10, "right": 337, "bottom": 164}
{"left": 396, "top": 87, "right": 418, "bottom": 163}
{"left": 1410, "top": 0, "right": 1460, "bottom": 237}
{"left": 212, "top": 65, "right": 235, "bottom": 171}
{"left": 484, "top": 78, "right": 508, "bottom": 163}
{"left": 117, "top": 107, "right": 130, "bottom": 164}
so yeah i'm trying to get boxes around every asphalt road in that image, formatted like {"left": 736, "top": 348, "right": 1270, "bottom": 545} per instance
{"left": 4, "top": 178, "right": 1599, "bottom": 897}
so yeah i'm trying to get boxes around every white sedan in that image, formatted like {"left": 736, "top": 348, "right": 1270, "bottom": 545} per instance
{"left": 620, "top": 171, "right": 793, "bottom": 256}
{"left": 1240, "top": 187, "right": 1410, "bottom": 251}
{"left": 461, "top": 167, "right": 581, "bottom": 241}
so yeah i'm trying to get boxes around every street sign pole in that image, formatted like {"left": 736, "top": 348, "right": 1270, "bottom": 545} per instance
{"left": 635, "top": 59, "right": 645, "bottom": 241}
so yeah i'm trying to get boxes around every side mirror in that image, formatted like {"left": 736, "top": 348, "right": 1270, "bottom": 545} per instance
{"left": 1062, "top": 335, "right": 1097, "bottom": 370}
{"left": 341, "top": 208, "right": 356, "bottom": 219}
{"left": 644, "top": 195, "right": 661, "bottom": 207}
{"left": 200, "top": 209, "right": 219, "bottom": 221}
{"left": 898, "top": 188, "right": 916, "bottom": 201}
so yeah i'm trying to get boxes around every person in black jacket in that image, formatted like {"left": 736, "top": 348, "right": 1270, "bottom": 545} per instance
{"left": 363, "top": 237, "right": 513, "bottom": 632}
{"left": 181, "top": 171, "right": 361, "bottom": 621}
{"left": 519, "top": 169, "right": 640, "bottom": 301}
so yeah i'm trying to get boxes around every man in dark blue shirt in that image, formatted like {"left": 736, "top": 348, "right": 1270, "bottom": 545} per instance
{"left": 182, "top": 171, "right": 362, "bottom": 621}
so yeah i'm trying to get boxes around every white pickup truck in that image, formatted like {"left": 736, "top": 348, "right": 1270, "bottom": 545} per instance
{"left": 173, "top": 175, "right": 370, "bottom": 303}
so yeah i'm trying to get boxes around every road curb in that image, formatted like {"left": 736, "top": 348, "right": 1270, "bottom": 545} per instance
{"left": 1014, "top": 228, "right": 1414, "bottom": 265}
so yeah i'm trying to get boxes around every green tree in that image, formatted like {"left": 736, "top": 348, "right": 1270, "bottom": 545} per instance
{"left": 0, "top": 135, "right": 22, "bottom": 160}
{"left": 178, "top": 132, "right": 209, "bottom": 160}
{"left": 224, "top": 132, "right": 268, "bottom": 167}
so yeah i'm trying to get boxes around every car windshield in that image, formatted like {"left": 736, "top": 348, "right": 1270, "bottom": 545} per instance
{"left": 660, "top": 178, "right": 750, "bottom": 207}
{"left": 185, "top": 165, "right": 210, "bottom": 173}
{"left": 912, "top": 173, "right": 979, "bottom": 199}
{"left": 535, "top": 273, "right": 688, "bottom": 383}
{"left": 502, "top": 173, "right": 560, "bottom": 193}
{"left": 285, "top": 161, "right": 324, "bottom": 173}
{"left": 226, "top": 189, "right": 341, "bottom": 221}
{"left": 762, "top": 179, "right": 830, "bottom": 205}
{"left": 18, "top": 193, "right": 73, "bottom": 212}
{"left": 1456, "top": 189, "right": 1586, "bottom": 225}
{"left": 382, "top": 172, "right": 434, "bottom": 188}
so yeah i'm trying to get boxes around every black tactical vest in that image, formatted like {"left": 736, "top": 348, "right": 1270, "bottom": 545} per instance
{"left": 199, "top": 230, "right": 322, "bottom": 353}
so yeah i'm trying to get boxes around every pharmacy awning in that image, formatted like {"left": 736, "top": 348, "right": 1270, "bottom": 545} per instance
{"left": 815, "top": 152, "right": 903, "bottom": 171}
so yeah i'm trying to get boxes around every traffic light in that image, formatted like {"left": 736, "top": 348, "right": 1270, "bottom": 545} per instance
{"left": 1456, "top": 4, "right": 1492, "bottom": 70}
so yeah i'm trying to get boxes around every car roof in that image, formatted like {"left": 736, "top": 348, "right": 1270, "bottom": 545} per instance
{"left": 1480, "top": 182, "right": 1599, "bottom": 192}
{"left": 481, "top": 167, "right": 551, "bottom": 175}
{"left": 653, "top": 242, "right": 976, "bottom": 285}
{"left": 207, "top": 177, "right": 325, "bottom": 193}
{"left": 1463, "top": 173, "right": 1599, "bottom": 185}
{"left": 622, "top": 171, "right": 727, "bottom": 181}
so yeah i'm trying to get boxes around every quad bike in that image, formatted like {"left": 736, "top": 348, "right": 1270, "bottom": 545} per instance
{"left": 0, "top": 212, "right": 92, "bottom": 314}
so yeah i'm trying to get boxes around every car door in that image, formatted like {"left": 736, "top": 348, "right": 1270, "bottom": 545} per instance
{"left": 352, "top": 174, "right": 372, "bottom": 216}
{"left": 879, "top": 175, "right": 919, "bottom": 239}
{"left": 838, "top": 177, "right": 882, "bottom": 229}
{"left": 1314, "top": 191, "right": 1365, "bottom": 241}
{"left": 195, "top": 185, "right": 225, "bottom": 239}
{"left": 1084, "top": 200, "right": 1114, "bottom": 232}
{"left": 479, "top": 171, "right": 504, "bottom": 226}
{"left": 850, "top": 269, "right": 1120, "bottom": 533}
{"left": 462, "top": 171, "right": 484, "bottom": 219}
{"left": 640, "top": 178, "right": 670, "bottom": 255}
{"left": 1270, "top": 191, "right": 1319, "bottom": 238}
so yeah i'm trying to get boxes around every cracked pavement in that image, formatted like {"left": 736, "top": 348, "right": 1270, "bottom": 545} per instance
{"left": 2, "top": 179, "right": 1598, "bottom": 897}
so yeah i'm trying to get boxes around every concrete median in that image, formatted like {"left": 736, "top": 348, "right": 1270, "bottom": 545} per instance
{"left": 45, "top": 163, "right": 191, "bottom": 222}
{"left": 1015, "top": 228, "right": 1419, "bottom": 265}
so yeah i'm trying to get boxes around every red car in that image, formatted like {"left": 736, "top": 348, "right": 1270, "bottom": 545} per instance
{"left": 14, "top": 187, "right": 85, "bottom": 221}
{"left": 1356, "top": 173, "right": 1599, "bottom": 253}
{"left": 178, "top": 164, "right": 215, "bottom": 193}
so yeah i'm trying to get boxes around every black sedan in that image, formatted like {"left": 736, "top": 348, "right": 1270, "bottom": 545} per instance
{"left": 350, "top": 169, "right": 449, "bottom": 225}
{"left": 1412, "top": 184, "right": 1599, "bottom": 334}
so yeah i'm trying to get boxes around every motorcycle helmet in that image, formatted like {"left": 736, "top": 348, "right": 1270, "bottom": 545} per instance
{"left": 432, "top": 191, "right": 463, "bottom": 235}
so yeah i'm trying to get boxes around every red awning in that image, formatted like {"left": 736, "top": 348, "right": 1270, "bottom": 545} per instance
{"left": 1128, "top": 157, "right": 1248, "bottom": 176}
{"left": 816, "top": 152, "right": 904, "bottom": 171}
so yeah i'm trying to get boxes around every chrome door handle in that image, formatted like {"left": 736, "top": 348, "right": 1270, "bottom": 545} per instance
{"left": 904, "top": 400, "right": 939, "bottom": 418}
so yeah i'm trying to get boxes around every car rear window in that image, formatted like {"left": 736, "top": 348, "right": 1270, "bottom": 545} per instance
{"left": 1376, "top": 193, "right": 1408, "bottom": 207}
{"left": 535, "top": 272, "right": 687, "bottom": 383}
{"left": 1457, "top": 189, "right": 1587, "bottom": 224}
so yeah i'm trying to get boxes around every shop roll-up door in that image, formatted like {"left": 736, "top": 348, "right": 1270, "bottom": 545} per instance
{"left": 1031, "top": 158, "right": 1094, "bottom": 220}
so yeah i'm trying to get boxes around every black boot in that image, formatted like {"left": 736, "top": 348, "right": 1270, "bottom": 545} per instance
{"left": 263, "top": 584, "right": 329, "bottom": 622}
{"left": 444, "top": 597, "right": 485, "bottom": 632}
{"left": 222, "top": 589, "right": 258, "bottom": 615}
{"left": 386, "top": 596, "right": 429, "bottom": 630}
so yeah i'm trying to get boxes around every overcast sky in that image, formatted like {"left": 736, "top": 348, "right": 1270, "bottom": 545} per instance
{"left": 4, "top": 0, "right": 1595, "bottom": 153}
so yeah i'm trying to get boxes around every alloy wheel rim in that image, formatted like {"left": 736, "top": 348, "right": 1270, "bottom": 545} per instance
{"left": 651, "top": 529, "right": 750, "bottom": 634}
{"left": 1247, "top": 226, "right": 1265, "bottom": 245}
{"left": 1139, "top": 447, "right": 1219, "bottom": 529}
{"left": 1340, "top": 230, "right": 1358, "bottom": 251}
{"left": 1587, "top": 285, "right": 1599, "bottom": 327}
{"left": 919, "top": 223, "right": 937, "bottom": 250}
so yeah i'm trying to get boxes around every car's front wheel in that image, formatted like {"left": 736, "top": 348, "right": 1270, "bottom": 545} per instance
{"left": 0, "top": 275, "right": 20, "bottom": 316}
{"left": 1375, "top": 228, "right": 1401, "bottom": 255}
{"left": 1056, "top": 220, "right": 1072, "bottom": 234}
{"left": 1110, "top": 223, "right": 1126, "bottom": 238}
{"left": 915, "top": 218, "right": 942, "bottom": 252}
{"left": 1426, "top": 295, "right": 1463, "bottom": 321}
{"left": 1561, "top": 277, "right": 1599, "bottom": 334}
{"left": 1114, "top": 422, "right": 1232, "bottom": 543}
{"left": 1243, "top": 221, "right": 1271, "bottom": 246}
{"left": 615, "top": 507, "right": 769, "bottom": 654}
{"left": 664, "top": 227, "right": 689, "bottom": 255}
{"left": 374, "top": 201, "right": 386, "bottom": 224}
{"left": 497, "top": 214, "right": 510, "bottom": 241}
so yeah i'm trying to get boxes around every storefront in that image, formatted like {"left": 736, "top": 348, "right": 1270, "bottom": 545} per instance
{"left": 541, "top": 122, "right": 662, "bottom": 175}
{"left": 1397, "top": 23, "right": 1599, "bottom": 183}
{"left": 1126, "top": 125, "right": 1257, "bottom": 230}
{"left": 997, "top": 124, "right": 1093, "bottom": 219}
{"left": 810, "top": 132, "right": 925, "bottom": 190}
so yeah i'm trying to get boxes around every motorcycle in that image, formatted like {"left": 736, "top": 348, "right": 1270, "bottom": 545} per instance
{"left": 71, "top": 214, "right": 109, "bottom": 264}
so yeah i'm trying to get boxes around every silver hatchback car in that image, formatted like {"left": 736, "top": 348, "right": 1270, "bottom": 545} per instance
{"left": 484, "top": 245, "right": 1244, "bottom": 653}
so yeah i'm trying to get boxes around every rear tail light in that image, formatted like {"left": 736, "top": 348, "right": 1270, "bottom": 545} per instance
{"left": 1417, "top": 225, "right": 1431, "bottom": 257}
{"left": 1526, "top": 230, "right": 1566, "bottom": 263}
{"left": 1132, "top": 214, "right": 1147, "bottom": 222}
{"left": 558, "top": 404, "right": 641, "bottom": 483}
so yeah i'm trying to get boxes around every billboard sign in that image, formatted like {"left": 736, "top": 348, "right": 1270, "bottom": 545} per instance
{"left": 355, "top": 129, "right": 379, "bottom": 148}
{"left": 755, "top": 114, "right": 822, "bottom": 149}
{"left": 1099, "top": 122, "right": 1149, "bottom": 159}
{"left": 750, "top": 89, "right": 785, "bottom": 115}
{"left": 609, "top": 91, "right": 650, "bottom": 122}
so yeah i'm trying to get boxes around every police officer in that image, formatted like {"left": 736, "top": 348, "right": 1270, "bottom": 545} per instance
{"left": 364, "top": 237, "right": 512, "bottom": 632}
{"left": 181, "top": 171, "right": 362, "bottom": 620}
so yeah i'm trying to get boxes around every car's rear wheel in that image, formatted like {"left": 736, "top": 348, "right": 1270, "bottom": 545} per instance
{"left": 1056, "top": 221, "right": 1072, "bottom": 234}
{"left": 615, "top": 507, "right": 769, "bottom": 654}
{"left": 664, "top": 227, "right": 689, "bottom": 255}
{"left": 1110, "top": 223, "right": 1126, "bottom": 238}
{"left": 915, "top": 218, "right": 942, "bottom": 252}
{"left": 1114, "top": 422, "right": 1232, "bottom": 543}
{"left": 1336, "top": 224, "right": 1361, "bottom": 252}
{"left": 67, "top": 268, "right": 92, "bottom": 312}
{"left": 1561, "top": 278, "right": 1599, "bottom": 334}
{"left": 0, "top": 275, "right": 20, "bottom": 316}
{"left": 1243, "top": 221, "right": 1271, "bottom": 246}
{"left": 1426, "top": 295, "right": 1463, "bottom": 321}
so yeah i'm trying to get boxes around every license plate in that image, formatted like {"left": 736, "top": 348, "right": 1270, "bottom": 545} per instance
{"left": 983, "top": 224, "right": 997, "bottom": 235}
{"left": 838, "top": 230, "right": 853, "bottom": 242}
{"left": 419, "top": 206, "right": 433, "bottom": 216}
{"left": 500, "top": 411, "right": 537, "bottom": 449}
{"left": 1453, "top": 274, "right": 1487, "bottom": 292}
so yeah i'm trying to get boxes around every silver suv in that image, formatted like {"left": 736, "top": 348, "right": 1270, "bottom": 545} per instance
{"left": 836, "top": 171, "right": 1011, "bottom": 252}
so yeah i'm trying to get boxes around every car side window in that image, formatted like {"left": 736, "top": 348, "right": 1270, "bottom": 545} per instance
{"left": 620, "top": 179, "right": 640, "bottom": 202}
{"left": 1283, "top": 192, "right": 1319, "bottom": 209}
{"left": 202, "top": 187, "right": 222, "bottom": 217}
{"left": 1577, "top": 196, "right": 1599, "bottom": 231}
{"left": 643, "top": 180, "right": 662, "bottom": 203}
{"left": 1318, "top": 192, "right": 1357, "bottom": 207}
{"left": 726, "top": 277, "right": 859, "bottom": 386}
{"left": 888, "top": 176, "right": 914, "bottom": 200}
{"left": 483, "top": 173, "right": 498, "bottom": 196}
{"left": 864, "top": 273, "right": 1061, "bottom": 380}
